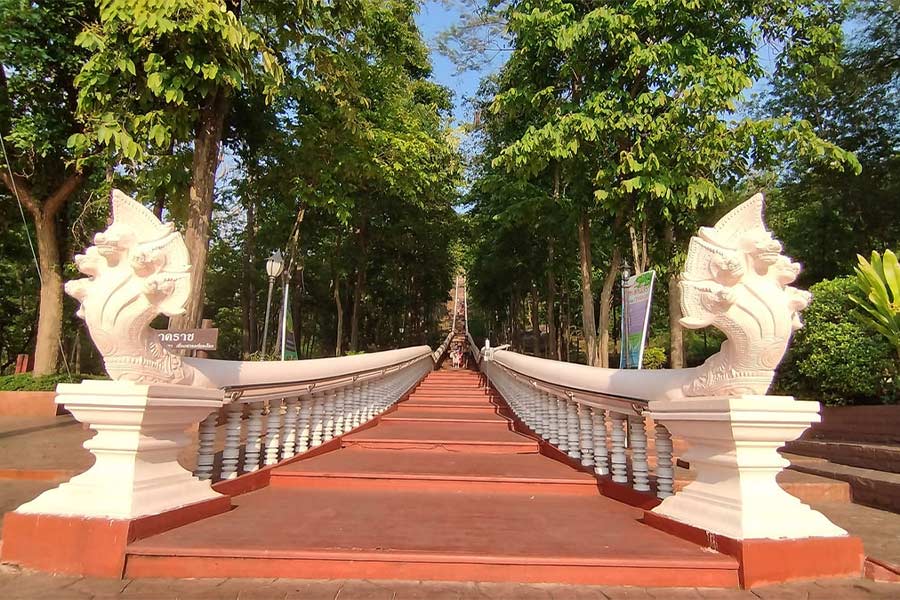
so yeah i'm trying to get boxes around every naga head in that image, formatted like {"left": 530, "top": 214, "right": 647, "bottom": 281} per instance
{"left": 679, "top": 193, "right": 810, "bottom": 397}
{"left": 66, "top": 189, "right": 196, "bottom": 384}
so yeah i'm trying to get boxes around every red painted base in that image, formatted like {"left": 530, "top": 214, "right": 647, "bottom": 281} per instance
{"left": 0, "top": 495, "right": 232, "bottom": 578}
{"left": 123, "top": 552, "right": 739, "bottom": 587}
{"left": 641, "top": 511, "right": 864, "bottom": 588}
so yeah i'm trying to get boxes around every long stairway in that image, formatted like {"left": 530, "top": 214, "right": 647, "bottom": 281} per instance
{"left": 125, "top": 370, "right": 739, "bottom": 586}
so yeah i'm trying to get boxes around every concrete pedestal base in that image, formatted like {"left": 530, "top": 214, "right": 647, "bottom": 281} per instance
{"left": 649, "top": 395, "right": 848, "bottom": 540}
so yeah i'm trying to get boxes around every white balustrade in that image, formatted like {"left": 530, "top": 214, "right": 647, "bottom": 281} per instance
{"left": 221, "top": 403, "right": 243, "bottom": 480}
{"left": 243, "top": 402, "right": 264, "bottom": 473}
{"left": 578, "top": 403, "right": 594, "bottom": 467}
{"left": 196, "top": 412, "right": 218, "bottom": 481}
{"left": 282, "top": 397, "right": 299, "bottom": 458}
{"left": 591, "top": 408, "right": 609, "bottom": 476}
{"left": 264, "top": 401, "right": 283, "bottom": 466}
{"left": 296, "top": 395, "right": 312, "bottom": 453}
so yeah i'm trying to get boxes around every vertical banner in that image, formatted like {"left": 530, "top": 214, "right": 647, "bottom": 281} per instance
{"left": 619, "top": 270, "right": 656, "bottom": 369}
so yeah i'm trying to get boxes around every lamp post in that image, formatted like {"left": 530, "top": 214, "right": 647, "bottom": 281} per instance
{"left": 261, "top": 250, "right": 284, "bottom": 357}
{"left": 619, "top": 260, "right": 632, "bottom": 369}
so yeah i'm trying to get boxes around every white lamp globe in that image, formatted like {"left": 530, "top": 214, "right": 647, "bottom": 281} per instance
{"left": 266, "top": 250, "right": 284, "bottom": 279}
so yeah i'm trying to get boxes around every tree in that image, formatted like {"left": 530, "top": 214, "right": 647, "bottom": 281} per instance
{"left": 0, "top": 0, "right": 98, "bottom": 374}
{"left": 471, "top": 0, "right": 858, "bottom": 367}
{"left": 69, "top": 0, "right": 284, "bottom": 330}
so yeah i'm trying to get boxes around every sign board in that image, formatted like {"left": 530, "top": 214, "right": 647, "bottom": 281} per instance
{"left": 156, "top": 329, "right": 219, "bottom": 351}
{"left": 619, "top": 270, "right": 656, "bottom": 369}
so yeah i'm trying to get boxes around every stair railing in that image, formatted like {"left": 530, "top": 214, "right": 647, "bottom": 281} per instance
{"left": 478, "top": 194, "right": 852, "bottom": 541}
{"left": 481, "top": 351, "right": 674, "bottom": 499}
{"left": 12, "top": 189, "right": 439, "bottom": 521}
{"left": 197, "top": 349, "right": 434, "bottom": 482}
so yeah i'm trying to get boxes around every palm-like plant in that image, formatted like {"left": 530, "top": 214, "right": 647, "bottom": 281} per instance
{"left": 850, "top": 250, "right": 900, "bottom": 360}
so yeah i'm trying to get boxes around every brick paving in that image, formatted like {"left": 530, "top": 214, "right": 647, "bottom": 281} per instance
{"left": 0, "top": 564, "right": 896, "bottom": 599}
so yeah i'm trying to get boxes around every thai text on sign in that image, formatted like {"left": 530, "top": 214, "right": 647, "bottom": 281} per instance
{"left": 156, "top": 329, "right": 219, "bottom": 351}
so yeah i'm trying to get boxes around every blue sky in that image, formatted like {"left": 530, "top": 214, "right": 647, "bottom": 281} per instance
{"left": 415, "top": 1, "right": 506, "bottom": 126}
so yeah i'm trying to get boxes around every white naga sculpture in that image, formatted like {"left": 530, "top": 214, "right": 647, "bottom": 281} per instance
{"left": 65, "top": 189, "right": 199, "bottom": 385}
{"left": 679, "top": 193, "right": 811, "bottom": 397}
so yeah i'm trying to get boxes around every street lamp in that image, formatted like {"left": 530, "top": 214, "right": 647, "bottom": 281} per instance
{"left": 261, "top": 250, "right": 284, "bottom": 357}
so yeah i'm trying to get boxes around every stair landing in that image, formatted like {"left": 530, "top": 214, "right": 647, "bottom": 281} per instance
{"left": 125, "top": 369, "right": 739, "bottom": 586}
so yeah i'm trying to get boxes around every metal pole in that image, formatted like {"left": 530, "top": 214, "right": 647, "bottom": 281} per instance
{"left": 261, "top": 276, "right": 276, "bottom": 356}
{"left": 280, "top": 274, "right": 290, "bottom": 361}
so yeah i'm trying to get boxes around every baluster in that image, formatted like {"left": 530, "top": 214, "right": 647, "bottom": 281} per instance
{"left": 629, "top": 415, "right": 650, "bottom": 491}
{"left": 566, "top": 398, "right": 580, "bottom": 459}
{"left": 221, "top": 403, "right": 243, "bottom": 480}
{"left": 310, "top": 392, "right": 325, "bottom": 447}
{"left": 655, "top": 422, "right": 674, "bottom": 498}
{"left": 351, "top": 382, "right": 365, "bottom": 428}
{"left": 579, "top": 403, "right": 594, "bottom": 467}
{"left": 547, "top": 393, "right": 560, "bottom": 446}
{"left": 295, "top": 395, "right": 312, "bottom": 453}
{"left": 281, "top": 397, "right": 299, "bottom": 457}
{"left": 334, "top": 387, "right": 346, "bottom": 435}
{"left": 264, "top": 400, "right": 283, "bottom": 465}
{"left": 363, "top": 381, "right": 376, "bottom": 421}
{"left": 555, "top": 397, "right": 569, "bottom": 452}
{"left": 243, "top": 402, "right": 264, "bottom": 472}
{"left": 196, "top": 412, "right": 218, "bottom": 481}
{"left": 539, "top": 391, "right": 552, "bottom": 441}
{"left": 591, "top": 407, "right": 609, "bottom": 476}
{"left": 610, "top": 411, "right": 628, "bottom": 484}
{"left": 323, "top": 389, "right": 336, "bottom": 441}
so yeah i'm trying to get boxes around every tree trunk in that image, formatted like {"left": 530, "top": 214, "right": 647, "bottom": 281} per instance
{"left": 240, "top": 199, "right": 257, "bottom": 359}
{"left": 349, "top": 217, "right": 368, "bottom": 352}
{"left": 0, "top": 172, "right": 82, "bottom": 375}
{"left": 546, "top": 240, "right": 558, "bottom": 360}
{"left": 577, "top": 211, "right": 597, "bottom": 366}
{"left": 598, "top": 245, "right": 622, "bottom": 369}
{"left": 530, "top": 283, "right": 541, "bottom": 356}
{"left": 333, "top": 278, "right": 343, "bottom": 356}
{"left": 170, "top": 87, "right": 229, "bottom": 330}
{"left": 665, "top": 224, "right": 685, "bottom": 368}
{"left": 562, "top": 290, "right": 571, "bottom": 362}
{"left": 291, "top": 269, "right": 303, "bottom": 358}
{"left": 32, "top": 212, "right": 63, "bottom": 375}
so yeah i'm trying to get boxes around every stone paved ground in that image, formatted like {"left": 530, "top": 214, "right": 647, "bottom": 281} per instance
{"left": 0, "top": 565, "right": 897, "bottom": 600}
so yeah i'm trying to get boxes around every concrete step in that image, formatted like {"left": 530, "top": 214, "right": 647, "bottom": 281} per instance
{"left": 783, "top": 439, "right": 900, "bottom": 474}
{"left": 675, "top": 465, "right": 852, "bottom": 505}
{"left": 782, "top": 452, "right": 900, "bottom": 513}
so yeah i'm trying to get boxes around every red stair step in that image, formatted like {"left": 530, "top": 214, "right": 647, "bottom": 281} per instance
{"left": 124, "top": 486, "right": 738, "bottom": 586}
{"left": 342, "top": 420, "right": 538, "bottom": 453}
{"left": 270, "top": 447, "right": 598, "bottom": 494}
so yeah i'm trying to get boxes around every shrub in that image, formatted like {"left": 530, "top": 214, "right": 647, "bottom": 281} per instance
{"left": 774, "top": 277, "right": 898, "bottom": 405}
{"left": 0, "top": 373, "right": 108, "bottom": 392}
{"left": 641, "top": 345, "right": 667, "bottom": 369}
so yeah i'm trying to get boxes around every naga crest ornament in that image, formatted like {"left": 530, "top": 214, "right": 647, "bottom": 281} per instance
{"left": 679, "top": 193, "right": 810, "bottom": 397}
{"left": 66, "top": 189, "right": 198, "bottom": 384}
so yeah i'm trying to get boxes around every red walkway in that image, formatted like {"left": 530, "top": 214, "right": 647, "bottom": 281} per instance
{"left": 125, "top": 370, "right": 739, "bottom": 586}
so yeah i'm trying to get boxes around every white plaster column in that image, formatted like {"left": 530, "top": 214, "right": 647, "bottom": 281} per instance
{"left": 243, "top": 402, "right": 264, "bottom": 472}
{"left": 196, "top": 412, "right": 218, "bottom": 481}
{"left": 16, "top": 381, "right": 225, "bottom": 520}
{"left": 610, "top": 411, "right": 628, "bottom": 484}
{"left": 649, "top": 396, "right": 848, "bottom": 540}
{"left": 221, "top": 402, "right": 243, "bottom": 479}
{"left": 295, "top": 395, "right": 312, "bottom": 453}
{"left": 591, "top": 407, "right": 609, "bottom": 476}
{"left": 578, "top": 403, "right": 594, "bottom": 467}
{"left": 628, "top": 414, "right": 650, "bottom": 492}
{"left": 566, "top": 399, "right": 580, "bottom": 459}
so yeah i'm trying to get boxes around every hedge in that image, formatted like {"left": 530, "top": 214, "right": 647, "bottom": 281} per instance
{"left": 0, "top": 373, "right": 108, "bottom": 392}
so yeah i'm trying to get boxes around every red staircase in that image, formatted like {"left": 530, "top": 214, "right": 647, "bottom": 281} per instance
{"left": 124, "top": 370, "right": 739, "bottom": 586}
